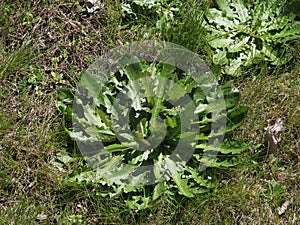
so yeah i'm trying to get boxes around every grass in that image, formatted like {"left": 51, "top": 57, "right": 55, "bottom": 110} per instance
{"left": 0, "top": 0, "right": 299, "bottom": 224}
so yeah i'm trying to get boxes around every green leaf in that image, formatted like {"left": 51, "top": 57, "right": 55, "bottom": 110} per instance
{"left": 227, "top": 36, "right": 250, "bottom": 53}
{"left": 215, "top": 0, "right": 235, "bottom": 18}
{"left": 166, "top": 116, "right": 176, "bottom": 128}
{"left": 218, "top": 140, "right": 248, "bottom": 154}
{"left": 261, "top": 44, "right": 281, "bottom": 65}
{"left": 104, "top": 143, "right": 136, "bottom": 153}
{"left": 126, "top": 196, "right": 151, "bottom": 210}
{"left": 129, "top": 150, "right": 151, "bottom": 164}
{"left": 166, "top": 158, "right": 194, "bottom": 197}
{"left": 80, "top": 71, "right": 101, "bottom": 98}
{"left": 160, "top": 59, "right": 176, "bottom": 79}
{"left": 213, "top": 49, "right": 228, "bottom": 65}
{"left": 225, "top": 55, "right": 244, "bottom": 75}
{"left": 272, "top": 22, "right": 300, "bottom": 42}
{"left": 209, "top": 37, "right": 234, "bottom": 49}
{"left": 206, "top": 8, "right": 234, "bottom": 28}
{"left": 57, "top": 88, "right": 74, "bottom": 102}
{"left": 234, "top": 0, "right": 249, "bottom": 23}
{"left": 153, "top": 181, "right": 166, "bottom": 200}
{"left": 226, "top": 106, "right": 248, "bottom": 132}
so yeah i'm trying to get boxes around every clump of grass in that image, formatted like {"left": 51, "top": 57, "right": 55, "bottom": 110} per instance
{"left": 160, "top": 0, "right": 212, "bottom": 52}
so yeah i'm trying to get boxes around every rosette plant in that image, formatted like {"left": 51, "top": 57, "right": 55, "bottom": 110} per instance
{"left": 56, "top": 59, "right": 248, "bottom": 209}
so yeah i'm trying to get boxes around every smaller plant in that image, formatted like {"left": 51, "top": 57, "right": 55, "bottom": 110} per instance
{"left": 22, "top": 12, "right": 41, "bottom": 25}
{"left": 27, "top": 65, "right": 45, "bottom": 94}
{"left": 204, "top": 0, "right": 300, "bottom": 76}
